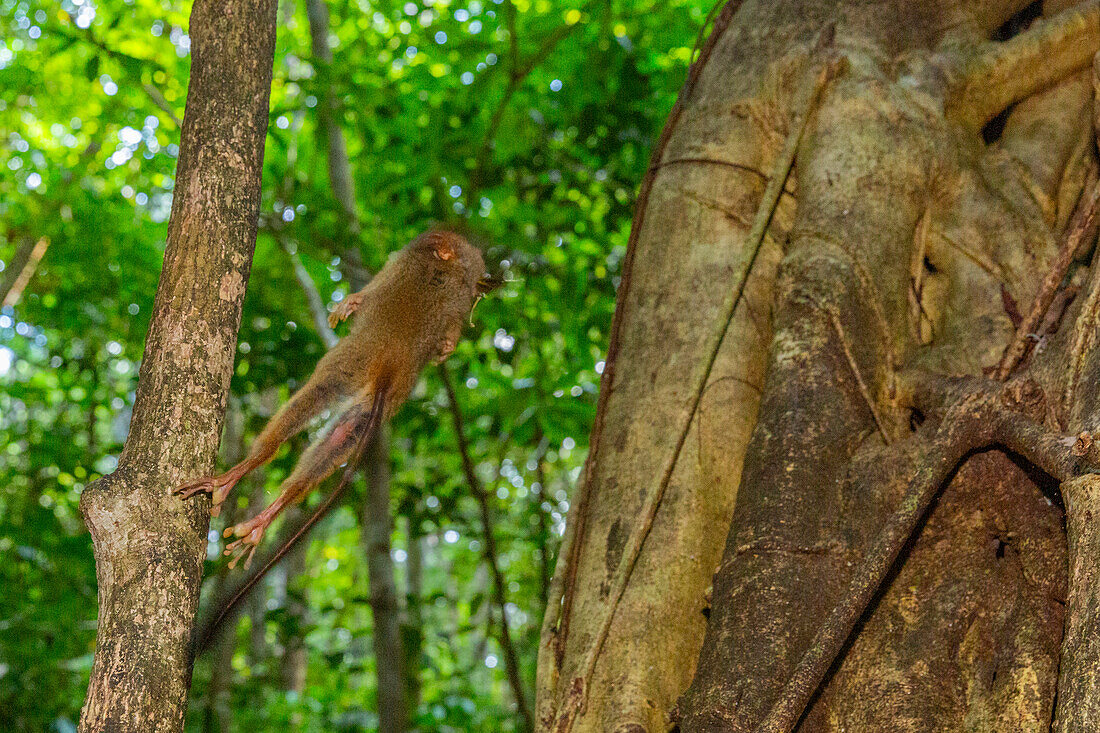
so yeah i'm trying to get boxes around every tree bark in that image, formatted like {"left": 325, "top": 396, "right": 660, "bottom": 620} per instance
{"left": 76, "top": 2, "right": 276, "bottom": 730}
{"left": 538, "top": 1, "right": 1100, "bottom": 731}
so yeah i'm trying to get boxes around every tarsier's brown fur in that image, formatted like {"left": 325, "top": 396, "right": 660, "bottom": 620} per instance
{"left": 176, "top": 229, "right": 492, "bottom": 566}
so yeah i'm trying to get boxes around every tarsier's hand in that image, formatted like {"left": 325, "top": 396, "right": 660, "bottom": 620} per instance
{"left": 431, "top": 321, "right": 463, "bottom": 364}
{"left": 432, "top": 335, "right": 458, "bottom": 365}
{"left": 327, "top": 291, "right": 365, "bottom": 329}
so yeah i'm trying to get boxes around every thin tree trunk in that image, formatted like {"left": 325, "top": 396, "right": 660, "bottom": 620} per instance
{"left": 362, "top": 426, "right": 408, "bottom": 732}
{"left": 279, "top": 518, "right": 309, "bottom": 697}
{"left": 403, "top": 514, "right": 425, "bottom": 720}
{"left": 77, "top": 1, "right": 276, "bottom": 730}
{"left": 303, "top": 0, "right": 368, "bottom": 285}
{"left": 281, "top": 236, "right": 339, "bottom": 348}
{"left": 303, "top": 5, "right": 411, "bottom": 728}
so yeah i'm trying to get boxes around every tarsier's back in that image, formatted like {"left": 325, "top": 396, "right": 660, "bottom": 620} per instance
{"left": 340, "top": 230, "right": 485, "bottom": 394}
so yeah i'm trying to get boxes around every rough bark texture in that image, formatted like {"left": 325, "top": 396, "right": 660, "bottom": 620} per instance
{"left": 538, "top": 0, "right": 1100, "bottom": 731}
{"left": 76, "top": 1, "right": 277, "bottom": 730}
{"left": 1055, "top": 473, "right": 1100, "bottom": 731}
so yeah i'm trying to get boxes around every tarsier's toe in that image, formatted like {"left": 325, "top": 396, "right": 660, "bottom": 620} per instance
{"left": 225, "top": 538, "right": 258, "bottom": 569}
{"left": 174, "top": 478, "right": 214, "bottom": 499}
{"left": 223, "top": 520, "right": 267, "bottom": 569}
{"left": 224, "top": 516, "right": 266, "bottom": 540}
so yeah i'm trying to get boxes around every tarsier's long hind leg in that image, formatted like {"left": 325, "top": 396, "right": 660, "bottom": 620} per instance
{"left": 222, "top": 386, "right": 387, "bottom": 568}
{"left": 174, "top": 363, "right": 349, "bottom": 514}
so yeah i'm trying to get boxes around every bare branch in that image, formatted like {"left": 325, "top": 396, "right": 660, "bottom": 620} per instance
{"left": 439, "top": 363, "right": 535, "bottom": 732}
{"left": 0, "top": 236, "right": 49, "bottom": 308}
{"left": 465, "top": 2, "right": 593, "bottom": 208}
{"left": 51, "top": 23, "right": 181, "bottom": 128}
{"left": 277, "top": 235, "right": 339, "bottom": 348}
{"left": 996, "top": 172, "right": 1100, "bottom": 380}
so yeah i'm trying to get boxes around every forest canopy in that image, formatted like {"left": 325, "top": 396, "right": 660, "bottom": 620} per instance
{"left": 0, "top": 0, "right": 709, "bottom": 729}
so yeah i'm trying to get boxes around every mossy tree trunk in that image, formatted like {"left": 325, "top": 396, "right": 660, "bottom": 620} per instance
{"left": 538, "top": 1, "right": 1100, "bottom": 731}
{"left": 77, "top": 1, "right": 277, "bottom": 730}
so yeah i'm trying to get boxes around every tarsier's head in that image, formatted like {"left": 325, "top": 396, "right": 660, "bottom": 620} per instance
{"left": 409, "top": 228, "right": 499, "bottom": 300}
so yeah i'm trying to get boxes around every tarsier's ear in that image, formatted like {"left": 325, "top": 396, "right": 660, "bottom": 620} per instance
{"left": 429, "top": 234, "right": 456, "bottom": 261}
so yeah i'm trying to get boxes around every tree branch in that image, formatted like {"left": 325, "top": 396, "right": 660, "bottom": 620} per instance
{"left": 277, "top": 234, "right": 339, "bottom": 348}
{"left": 464, "top": 2, "right": 592, "bottom": 209}
{"left": 995, "top": 172, "right": 1100, "bottom": 380}
{"left": 52, "top": 22, "right": 182, "bottom": 127}
{"left": 439, "top": 363, "right": 535, "bottom": 732}
{"left": 304, "top": 0, "right": 368, "bottom": 289}
{"left": 0, "top": 236, "right": 49, "bottom": 308}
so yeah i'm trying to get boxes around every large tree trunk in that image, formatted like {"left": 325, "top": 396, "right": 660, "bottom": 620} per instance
{"left": 538, "top": 1, "right": 1100, "bottom": 731}
{"left": 77, "top": 1, "right": 276, "bottom": 730}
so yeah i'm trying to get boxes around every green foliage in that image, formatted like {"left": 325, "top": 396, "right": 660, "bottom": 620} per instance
{"left": 0, "top": 0, "right": 708, "bottom": 729}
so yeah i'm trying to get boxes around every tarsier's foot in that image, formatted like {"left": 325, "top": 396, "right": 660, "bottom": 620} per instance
{"left": 223, "top": 514, "right": 271, "bottom": 569}
{"left": 328, "top": 292, "right": 364, "bottom": 328}
{"left": 173, "top": 471, "right": 240, "bottom": 517}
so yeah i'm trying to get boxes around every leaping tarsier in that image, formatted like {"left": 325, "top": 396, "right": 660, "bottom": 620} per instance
{"left": 176, "top": 229, "right": 497, "bottom": 568}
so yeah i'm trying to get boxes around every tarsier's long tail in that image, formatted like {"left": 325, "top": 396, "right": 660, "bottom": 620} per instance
{"left": 192, "top": 389, "right": 388, "bottom": 659}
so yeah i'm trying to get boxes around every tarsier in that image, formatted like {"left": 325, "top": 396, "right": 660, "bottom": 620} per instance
{"left": 176, "top": 229, "right": 496, "bottom": 567}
